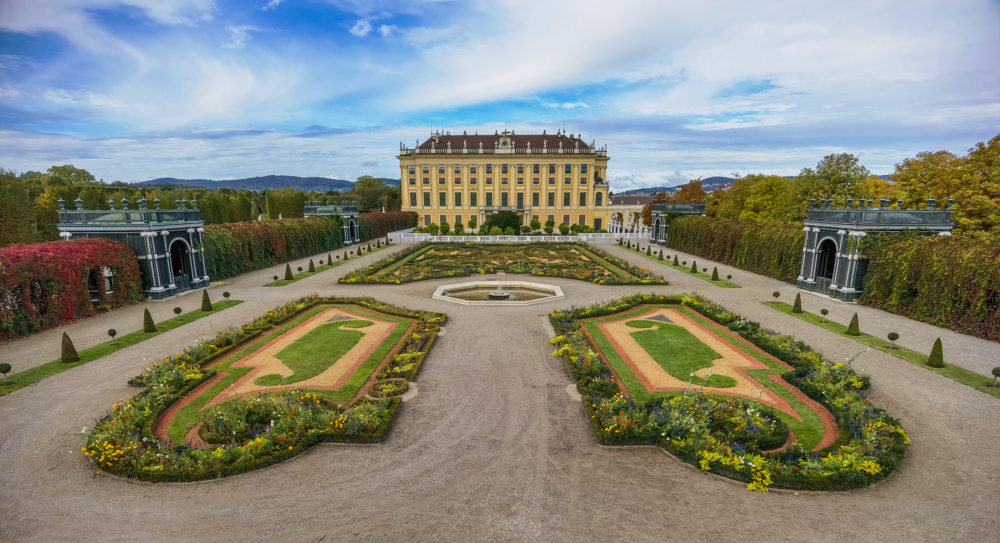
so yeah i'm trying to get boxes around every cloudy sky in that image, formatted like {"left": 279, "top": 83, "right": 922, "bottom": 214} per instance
{"left": 0, "top": 0, "right": 997, "bottom": 189}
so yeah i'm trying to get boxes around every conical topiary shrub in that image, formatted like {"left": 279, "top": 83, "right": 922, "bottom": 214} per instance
{"left": 344, "top": 250, "right": 348, "bottom": 261}
{"left": 201, "top": 289, "right": 213, "bottom": 312}
{"left": 284, "top": 263, "right": 293, "bottom": 280}
{"left": 846, "top": 313, "right": 861, "bottom": 336}
{"left": 792, "top": 293, "right": 803, "bottom": 313}
{"left": 143, "top": 308, "right": 157, "bottom": 333}
{"left": 62, "top": 332, "right": 80, "bottom": 363}
{"left": 927, "top": 338, "right": 944, "bottom": 368}
{"left": 308, "top": 259, "right": 315, "bottom": 272}
{"left": 711, "top": 267, "right": 719, "bottom": 281}
{"left": 690, "top": 260, "right": 698, "bottom": 273}
{"left": 646, "top": 246, "right": 651, "bottom": 255}
{"left": 627, "top": 240, "right": 632, "bottom": 248}
{"left": 673, "top": 255, "right": 679, "bottom": 266}
{"left": 327, "top": 252, "right": 333, "bottom": 265}
{"left": 658, "top": 249, "right": 663, "bottom": 260}
{"left": 377, "top": 240, "right": 381, "bottom": 248}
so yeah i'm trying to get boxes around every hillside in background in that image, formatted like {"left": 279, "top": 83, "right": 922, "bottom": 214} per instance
{"left": 133, "top": 175, "right": 400, "bottom": 192}
{"left": 616, "top": 176, "right": 734, "bottom": 196}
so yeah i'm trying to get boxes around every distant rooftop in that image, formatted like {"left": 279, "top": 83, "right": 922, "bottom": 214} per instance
{"left": 399, "top": 129, "right": 607, "bottom": 156}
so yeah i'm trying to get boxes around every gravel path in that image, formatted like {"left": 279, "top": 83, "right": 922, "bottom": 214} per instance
{"left": 0, "top": 241, "right": 997, "bottom": 542}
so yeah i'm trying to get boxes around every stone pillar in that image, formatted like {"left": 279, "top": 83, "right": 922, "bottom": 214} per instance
{"left": 830, "top": 230, "right": 847, "bottom": 290}
{"left": 197, "top": 227, "right": 209, "bottom": 282}
{"left": 187, "top": 228, "right": 199, "bottom": 284}
{"left": 161, "top": 230, "right": 175, "bottom": 288}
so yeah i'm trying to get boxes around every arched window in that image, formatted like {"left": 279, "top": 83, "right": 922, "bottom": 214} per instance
{"left": 817, "top": 239, "right": 837, "bottom": 279}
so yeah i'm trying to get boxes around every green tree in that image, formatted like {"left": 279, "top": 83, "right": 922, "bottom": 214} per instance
{"left": 439, "top": 221, "right": 451, "bottom": 235}
{"left": 739, "top": 175, "right": 794, "bottom": 223}
{"left": 558, "top": 223, "right": 570, "bottom": 235}
{"left": 530, "top": 218, "right": 541, "bottom": 231}
{"left": 0, "top": 169, "right": 38, "bottom": 246}
{"left": 790, "top": 153, "right": 870, "bottom": 220}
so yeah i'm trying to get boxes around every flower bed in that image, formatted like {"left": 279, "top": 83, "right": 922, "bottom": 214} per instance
{"left": 339, "top": 242, "right": 666, "bottom": 285}
{"left": 85, "top": 294, "right": 445, "bottom": 482}
{"left": 550, "top": 293, "right": 908, "bottom": 492}
{"left": 0, "top": 238, "right": 143, "bottom": 341}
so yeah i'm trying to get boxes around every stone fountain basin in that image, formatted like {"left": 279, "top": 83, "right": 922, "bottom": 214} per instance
{"left": 432, "top": 281, "right": 565, "bottom": 306}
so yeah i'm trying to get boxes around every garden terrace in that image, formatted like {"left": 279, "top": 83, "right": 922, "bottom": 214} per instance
{"left": 339, "top": 241, "right": 666, "bottom": 285}
{"left": 550, "top": 293, "right": 909, "bottom": 492}
{"left": 84, "top": 295, "right": 445, "bottom": 482}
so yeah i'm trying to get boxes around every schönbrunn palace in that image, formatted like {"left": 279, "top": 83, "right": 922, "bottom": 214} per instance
{"left": 398, "top": 130, "right": 611, "bottom": 230}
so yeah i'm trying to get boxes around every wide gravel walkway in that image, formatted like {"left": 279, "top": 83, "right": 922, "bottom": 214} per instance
{"left": 0, "top": 240, "right": 997, "bottom": 542}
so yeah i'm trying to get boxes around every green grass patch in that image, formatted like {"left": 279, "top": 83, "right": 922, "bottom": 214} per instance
{"left": 166, "top": 305, "right": 412, "bottom": 443}
{"left": 265, "top": 244, "right": 395, "bottom": 286}
{"left": 629, "top": 247, "right": 740, "bottom": 287}
{"left": 629, "top": 321, "right": 737, "bottom": 388}
{"left": 373, "top": 244, "right": 434, "bottom": 278}
{"left": 0, "top": 300, "right": 243, "bottom": 398}
{"left": 255, "top": 320, "right": 371, "bottom": 386}
{"left": 574, "top": 245, "right": 632, "bottom": 278}
{"left": 764, "top": 301, "right": 1000, "bottom": 400}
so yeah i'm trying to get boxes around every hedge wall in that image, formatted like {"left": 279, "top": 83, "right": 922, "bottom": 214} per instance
{"left": 358, "top": 211, "right": 417, "bottom": 241}
{"left": 0, "top": 239, "right": 143, "bottom": 340}
{"left": 202, "top": 216, "right": 344, "bottom": 280}
{"left": 666, "top": 216, "right": 805, "bottom": 282}
{"left": 860, "top": 236, "right": 1000, "bottom": 342}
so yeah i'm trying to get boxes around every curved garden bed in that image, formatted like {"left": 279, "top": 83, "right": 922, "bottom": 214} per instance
{"left": 84, "top": 294, "right": 445, "bottom": 482}
{"left": 549, "top": 293, "right": 909, "bottom": 492}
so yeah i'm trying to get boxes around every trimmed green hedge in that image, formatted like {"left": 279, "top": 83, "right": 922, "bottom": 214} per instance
{"left": 202, "top": 216, "right": 344, "bottom": 280}
{"left": 666, "top": 216, "right": 804, "bottom": 283}
{"left": 358, "top": 211, "right": 417, "bottom": 241}
{"left": 860, "top": 235, "right": 1000, "bottom": 342}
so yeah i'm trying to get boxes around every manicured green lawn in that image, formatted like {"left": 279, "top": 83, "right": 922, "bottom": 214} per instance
{"left": 167, "top": 305, "right": 412, "bottom": 443}
{"left": 628, "top": 246, "right": 740, "bottom": 287}
{"left": 582, "top": 305, "right": 829, "bottom": 449}
{"left": 0, "top": 300, "right": 243, "bottom": 398}
{"left": 255, "top": 320, "right": 371, "bottom": 386}
{"left": 764, "top": 301, "right": 1000, "bottom": 400}
{"left": 627, "top": 319, "right": 737, "bottom": 388}
{"left": 265, "top": 244, "right": 395, "bottom": 286}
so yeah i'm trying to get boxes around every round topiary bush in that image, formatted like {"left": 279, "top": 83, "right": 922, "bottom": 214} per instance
{"left": 223, "top": 291, "right": 231, "bottom": 300}
{"left": 173, "top": 307, "right": 182, "bottom": 321}
{"left": 273, "top": 275, "right": 279, "bottom": 281}
{"left": 887, "top": 332, "right": 899, "bottom": 349}
{"left": 992, "top": 367, "right": 1000, "bottom": 387}
{"left": 820, "top": 308, "right": 829, "bottom": 322}
{"left": 297, "top": 266, "right": 303, "bottom": 273}
{"left": 0, "top": 362, "right": 10, "bottom": 384}
{"left": 108, "top": 328, "right": 117, "bottom": 345}
{"left": 772, "top": 291, "right": 780, "bottom": 302}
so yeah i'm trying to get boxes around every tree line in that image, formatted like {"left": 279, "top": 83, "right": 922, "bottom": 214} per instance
{"left": 0, "top": 168, "right": 402, "bottom": 247}
{"left": 641, "top": 134, "right": 998, "bottom": 239}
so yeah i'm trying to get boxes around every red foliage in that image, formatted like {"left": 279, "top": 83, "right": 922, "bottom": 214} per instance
{"left": 0, "top": 239, "right": 143, "bottom": 341}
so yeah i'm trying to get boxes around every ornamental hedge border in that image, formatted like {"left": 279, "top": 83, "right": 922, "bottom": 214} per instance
{"left": 85, "top": 294, "right": 445, "bottom": 482}
{"left": 549, "top": 293, "right": 909, "bottom": 492}
{"left": 359, "top": 211, "right": 417, "bottom": 241}
{"left": 202, "top": 216, "right": 345, "bottom": 281}
{"left": 339, "top": 241, "right": 667, "bottom": 285}
{"left": 0, "top": 239, "right": 143, "bottom": 341}
{"left": 860, "top": 235, "right": 1000, "bottom": 342}
{"left": 665, "top": 216, "right": 804, "bottom": 283}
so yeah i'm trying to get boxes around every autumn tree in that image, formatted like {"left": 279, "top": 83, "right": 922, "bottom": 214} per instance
{"left": 788, "top": 153, "right": 870, "bottom": 220}
{"left": 0, "top": 169, "right": 38, "bottom": 246}
{"left": 640, "top": 192, "right": 668, "bottom": 227}
{"left": 674, "top": 179, "right": 707, "bottom": 203}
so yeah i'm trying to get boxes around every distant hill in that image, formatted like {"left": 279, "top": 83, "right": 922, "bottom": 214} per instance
{"left": 132, "top": 175, "right": 400, "bottom": 192}
{"left": 616, "top": 176, "right": 734, "bottom": 196}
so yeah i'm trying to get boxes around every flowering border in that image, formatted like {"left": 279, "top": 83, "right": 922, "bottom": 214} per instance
{"left": 85, "top": 294, "right": 445, "bottom": 482}
{"left": 549, "top": 293, "right": 909, "bottom": 492}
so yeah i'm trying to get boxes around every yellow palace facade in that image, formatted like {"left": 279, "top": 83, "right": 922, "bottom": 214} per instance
{"left": 397, "top": 130, "right": 611, "bottom": 230}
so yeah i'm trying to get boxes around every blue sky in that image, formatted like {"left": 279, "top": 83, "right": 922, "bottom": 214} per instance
{"left": 0, "top": 0, "right": 998, "bottom": 190}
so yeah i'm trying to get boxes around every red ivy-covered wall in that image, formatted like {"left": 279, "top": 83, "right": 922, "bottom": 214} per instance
{"left": 0, "top": 238, "right": 143, "bottom": 341}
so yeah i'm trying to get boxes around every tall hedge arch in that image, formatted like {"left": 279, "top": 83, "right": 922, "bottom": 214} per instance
{"left": 0, "top": 239, "right": 143, "bottom": 340}
{"left": 202, "top": 216, "right": 344, "bottom": 280}
{"left": 860, "top": 236, "right": 1000, "bottom": 342}
{"left": 358, "top": 211, "right": 417, "bottom": 241}
{"left": 666, "top": 216, "right": 805, "bottom": 282}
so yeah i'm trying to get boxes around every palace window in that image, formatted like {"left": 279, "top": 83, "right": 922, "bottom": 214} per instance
{"left": 422, "top": 164, "right": 429, "bottom": 174}
{"left": 455, "top": 192, "right": 462, "bottom": 206}
{"left": 455, "top": 177, "right": 461, "bottom": 184}
{"left": 516, "top": 193, "right": 524, "bottom": 208}
{"left": 423, "top": 177, "right": 430, "bottom": 185}
{"left": 548, "top": 192, "right": 555, "bottom": 206}
{"left": 454, "top": 165, "right": 461, "bottom": 174}
{"left": 501, "top": 164, "right": 509, "bottom": 174}
{"left": 439, "top": 177, "right": 445, "bottom": 184}
{"left": 533, "top": 164, "right": 540, "bottom": 174}
{"left": 486, "top": 164, "right": 493, "bottom": 174}
{"left": 408, "top": 165, "right": 416, "bottom": 174}
{"left": 470, "top": 165, "right": 477, "bottom": 174}
{"left": 548, "top": 177, "right": 555, "bottom": 185}
{"left": 579, "top": 192, "right": 587, "bottom": 206}
{"left": 486, "top": 193, "right": 493, "bottom": 206}
{"left": 409, "top": 193, "right": 417, "bottom": 207}
{"left": 579, "top": 214, "right": 586, "bottom": 226}
{"left": 580, "top": 177, "right": 587, "bottom": 184}
{"left": 517, "top": 177, "right": 524, "bottom": 185}
{"left": 409, "top": 178, "right": 416, "bottom": 185}
{"left": 563, "top": 192, "right": 570, "bottom": 206}
{"left": 424, "top": 214, "right": 431, "bottom": 225}
{"left": 547, "top": 215, "right": 554, "bottom": 223}
{"left": 439, "top": 192, "right": 446, "bottom": 206}
{"left": 440, "top": 215, "right": 446, "bottom": 224}
{"left": 581, "top": 165, "right": 588, "bottom": 174}
{"left": 470, "top": 177, "right": 477, "bottom": 185}
{"left": 470, "top": 193, "right": 477, "bottom": 206}
{"left": 549, "top": 164, "right": 556, "bottom": 174}
{"left": 565, "top": 164, "right": 572, "bottom": 174}
{"left": 438, "top": 165, "right": 445, "bottom": 174}
{"left": 564, "top": 177, "right": 571, "bottom": 184}
{"left": 455, "top": 215, "right": 462, "bottom": 225}
{"left": 595, "top": 193, "right": 603, "bottom": 206}
{"left": 423, "top": 193, "right": 431, "bottom": 206}
{"left": 532, "top": 193, "right": 539, "bottom": 206}
{"left": 486, "top": 177, "right": 493, "bottom": 185}
{"left": 563, "top": 214, "right": 570, "bottom": 225}
{"left": 517, "top": 164, "right": 524, "bottom": 174}
{"left": 501, "top": 177, "right": 508, "bottom": 185}
{"left": 532, "top": 177, "right": 539, "bottom": 185}
{"left": 501, "top": 193, "right": 509, "bottom": 207}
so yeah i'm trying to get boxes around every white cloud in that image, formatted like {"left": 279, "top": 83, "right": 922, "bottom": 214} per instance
{"left": 378, "top": 24, "right": 397, "bottom": 38}
{"left": 262, "top": 0, "right": 283, "bottom": 10}
{"left": 349, "top": 19, "right": 373, "bottom": 37}
{"left": 222, "top": 26, "right": 256, "bottom": 49}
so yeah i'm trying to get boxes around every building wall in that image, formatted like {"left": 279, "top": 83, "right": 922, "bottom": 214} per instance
{"left": 397, "top": 154, "right": 612, "bottom": 230}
